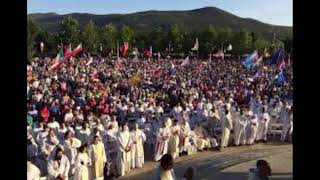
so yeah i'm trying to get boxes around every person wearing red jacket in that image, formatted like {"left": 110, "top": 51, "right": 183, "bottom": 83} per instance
{"left": 40, "top": 105, "right": 50, "bottom": 122}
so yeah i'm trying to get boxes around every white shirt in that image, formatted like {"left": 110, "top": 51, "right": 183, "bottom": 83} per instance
{"left": 27, "top": 162, "right": 41, "bottom": 180}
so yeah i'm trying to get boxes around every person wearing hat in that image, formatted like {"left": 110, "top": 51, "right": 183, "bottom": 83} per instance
{"left": 47, "top": 147, "right": 70, "bottom": 180}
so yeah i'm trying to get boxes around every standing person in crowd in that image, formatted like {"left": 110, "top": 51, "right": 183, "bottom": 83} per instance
{"left": 63, "top": 130, "right": 82, "bottom": 176}
{"left": 47, "top": 147, "right": 70, "bottom": 180}
{"left": 256, "top": 108, "right": 270, "bottom": 143}
{"left": 104, "top": 123, "right": 118, "bottom": 176}
{"left": 154, "top": 121, "right": 171, "bottom": 161}
{"left": 89, "top": 135, "right": 107, "bottom": 180}
{"left": 281, "top": 106, "right": 293, "bottom": 142}
{"left": 247, "top": 112, "right": 259, "bottom": 145}
{"left": 74, "top": 144, "right": 91, "bottom": 180}
{"left": 77, "top": 122, "right": 91, "bottom": 145}
{"left": 117, "top": 123, "right": 132, "bottom": 176}
{"left": 221, "top": 109, "right": 233, "bottom": 148}
{"left": 130, "top": 123, "right": 146, "bottom": 168}
{"left": 233, "top": 108, "right": 247, "bottom": 146}
{"left": 179, "top": 118, "right": 191, "bottom": 154}
{"left": 169, "top": 119, "right": 181, "bottom": 159}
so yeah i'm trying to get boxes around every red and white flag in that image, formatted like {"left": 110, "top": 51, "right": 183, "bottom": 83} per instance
{"left": 71, "top": 43, "right": 83, "bottom": 57}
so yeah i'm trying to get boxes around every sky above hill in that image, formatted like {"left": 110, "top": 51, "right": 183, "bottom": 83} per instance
{"left": 27, "top": 0, "right": 292, "bottom": 26}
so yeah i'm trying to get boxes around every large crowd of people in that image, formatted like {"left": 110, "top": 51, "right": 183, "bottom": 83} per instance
{"left": 27, "top": 54, "right": 293, "bottom": 180}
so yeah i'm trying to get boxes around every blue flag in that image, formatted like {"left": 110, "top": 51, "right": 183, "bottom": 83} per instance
{"left": 274, "top": 69, "right": 286, "bottom": 85}
{"left": 269, "top": 48, "right": 283, "bottom": 65}
{"left": 243, "top": 50, "right": 258, "bottom": 69}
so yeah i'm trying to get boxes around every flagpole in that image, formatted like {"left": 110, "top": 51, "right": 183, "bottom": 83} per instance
{"left": 117, "top": 40, "right": 119, "bottom": 61}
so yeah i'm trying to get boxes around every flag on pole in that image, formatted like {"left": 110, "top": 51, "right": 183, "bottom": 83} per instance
{"left": 71, "top": 43, "right": 83, "bottom": 57}
{"left": 48, "top": 48, "right": 64, "bottom": 71}
{"left": 191, "top": 38, "right": 199, "bottom": 51}
{"left": 181, "top": 56, "right": 189, "bottom": 67}
{"left": 277, "top": 59, "right": 286, "bottom": 71}
{"left": 243, "top": 50, "right": 258, "bottom": 69}
{"left": 49, "top": 43, "right": 83, "bottom": 71}
{"left": 269, "top": 48, "right": 283, "bottom": 65}
{"left": 284, "top": 54, "right": 291, "bottom": 66}
{"left": 121, "top": 42, "right": 129, "bottom": 57}
{"left": 86, "top": 57, "right": 93, "bottom": 66}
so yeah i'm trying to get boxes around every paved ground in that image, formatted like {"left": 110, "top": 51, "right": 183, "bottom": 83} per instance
{"left": 118, "top": 142, "right": 292, "bottom": 180}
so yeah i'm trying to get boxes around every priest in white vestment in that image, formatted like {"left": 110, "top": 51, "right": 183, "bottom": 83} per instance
{"left": 130, "top": 123, "right": 146, "bottom": 168}
{"left": 47, "top": 147, "right": 70, "bottom": 180}
{"left": 116, "top": 123, "right": 132, "bottom": 176}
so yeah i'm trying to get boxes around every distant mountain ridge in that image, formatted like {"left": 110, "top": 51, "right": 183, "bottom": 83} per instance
{"left": 28, "top": 7, "right": 292, "bottom": 40}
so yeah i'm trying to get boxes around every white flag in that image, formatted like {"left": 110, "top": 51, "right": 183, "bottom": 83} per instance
{"left": 86, "top": 57, "right": 93, "bottom": 66}
{"left": 227, "top": 44, "right": 232, "bottom": 51}
{"left": 181, "top": 56, "right": 189, "bottom": 66}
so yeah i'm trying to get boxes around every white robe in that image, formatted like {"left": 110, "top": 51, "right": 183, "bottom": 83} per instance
{"left": 246, "top": 117, "right": 259, "bottom": 145}
{"left": 27, "top": 162, "right": 41, "bottom": 180}
{"left": 169, "top": 125, "right": 180, "bottom": 159}
{"left": 179, "top": 122, "right": 191, "bottom": 153}
{"left": 281, "top": 112, "right": 293, "bottom": 142}
{"left": 130, "top": 129, "right": 146, "bottom": 168}
{"left": 221, "top": 113, "right": 233, "bottom": 147}
{"left": 154, "top": 127, "right": 171, "bottom": 161}
{"left": 74, "top": 152, "right": 91, "bottom": 180}
{"left": 152, "top": 166, "right": 177, "bottom": 180}
{"left": 256, "top": 113, "right": 270, "bottom": 141}
{"left": 63, "top": 138, "right": 82, "bottom": 176}
{"left": 194, "top": 126, "right": 211, "bottom": 150}
{"left": 233, "top": 115, "right": 247, "bottom": 145}
{"left": 117, "top": 130, "right": 132, "bottom": 176}
{"left": 47, "top": 155, "right": 70, "bottom": 180}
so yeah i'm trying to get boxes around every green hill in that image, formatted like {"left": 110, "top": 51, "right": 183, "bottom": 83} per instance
{"left": 28, "top": 7, "right": 292, "bottom": 41}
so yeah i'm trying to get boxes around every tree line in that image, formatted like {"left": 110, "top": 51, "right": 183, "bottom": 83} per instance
{"left": 27, "top": 16, "right": 292, "bottom": 61}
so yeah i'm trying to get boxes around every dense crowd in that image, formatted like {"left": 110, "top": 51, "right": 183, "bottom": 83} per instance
{"left": 27, "top": 54, "right": 293, "bottom": 180}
